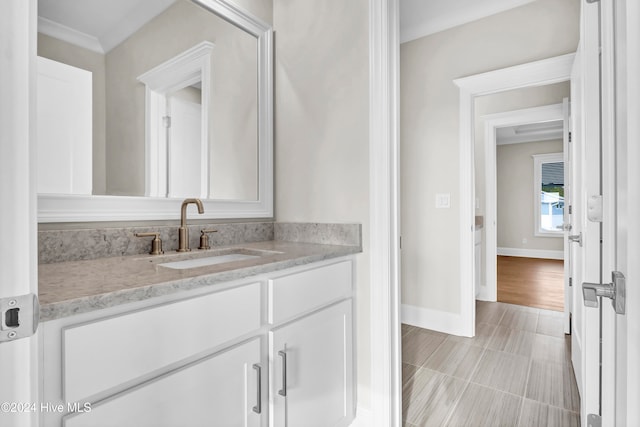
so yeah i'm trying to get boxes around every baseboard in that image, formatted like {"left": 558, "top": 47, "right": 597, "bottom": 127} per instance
{"left": 349, "top": 406, "right": 372, "bottom": 427}
{"left": 497, "top": 247, "right": 564, "bottom": 260}
{"left": 401, "top": 304, "right": 468, "bottom": 336}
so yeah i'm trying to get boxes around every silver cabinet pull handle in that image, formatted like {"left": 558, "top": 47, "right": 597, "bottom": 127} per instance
{"left": 278, "top": 350, "right": 287, "bottom": 397}
{"left": 252, "top": 364, "right": 261, "bottom": 414}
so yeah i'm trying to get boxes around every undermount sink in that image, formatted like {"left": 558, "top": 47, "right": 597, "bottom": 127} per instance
{"left": 159, "top": 253, "right": 261, "bottom": 270}
{"left": 144, "top": 247, "right": 283, "bottom": 270}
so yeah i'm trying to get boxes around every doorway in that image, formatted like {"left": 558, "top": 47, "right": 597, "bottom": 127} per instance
{"left": 476, "top": 96, "right": 571, "bottom": 331}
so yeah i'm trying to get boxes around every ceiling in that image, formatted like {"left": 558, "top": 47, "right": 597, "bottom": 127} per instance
{"left": 38, "top": 0, "right": 176, "bottom": 53}
{"left": 400, "top": 0, "right": 537, "bottom": 44}
{"left": 496, "top": 120, "right": 564, "bottom": 145}
{"left": 40, "top": 0, "right": 541, "bottom": 52}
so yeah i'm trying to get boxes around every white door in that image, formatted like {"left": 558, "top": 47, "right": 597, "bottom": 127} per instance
{"left": 270, "top": 300, "right": 354, "bottom": 427}
{"left": 562, "top": 97, "right": 571, "bottom": 335}
{"left": 36, "top": 56, "right": 92, "bottom": 195}
{"left": 569, "top": 48, "right": 586, "bottom": 398}
{"left": 167, "top": 95, "right": 205, "bottom": 198}
{"left": 0, "top": 1, "right": 40, "bottom": 427}
{"left": 572, "top": 0, "right": 625, "bottom": 425}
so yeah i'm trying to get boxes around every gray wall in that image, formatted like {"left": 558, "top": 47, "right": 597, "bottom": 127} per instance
{"left": 400, "top": 0, "right": 579, "bottom": 315}
{"left": 105, "top": 0, "right": 258, "bottom": 198}
{"left": 474, "top": 82, "right": 571, "bottom": 216}
{"left": 497, "top": 140, "right": 564, "bottom": 251}
{"left": 273, "top": 0, "right": 371, "bottom": 408}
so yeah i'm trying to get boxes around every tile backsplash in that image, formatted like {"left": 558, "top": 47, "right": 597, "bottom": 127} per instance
{"left": 39, "top": 222, "right": 362, "bottom": 264}
{"left": 39, "top": 222, "right": 274, "bottom": 264}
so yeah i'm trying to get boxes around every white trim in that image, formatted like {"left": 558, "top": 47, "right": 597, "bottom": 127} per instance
{"left": 454, "top": 53, "right": 576, "bottom": 95}
{"left": 401, "top": 304, "right": 467, "bottom": 336}
{"left": 369, "top": 0, "right": 401, "bottom": 425}
{"left": 37, "top": 16, "right": 104, "bottom": 54}
{"left": 616, "top": 0, "right": 640, "bottom": 426}
{"left": 496, "top": 247, "right": 564, "bottom": 260}
{"left": 454, "top": 53, "right": 575, "bottom": 338}
{"left": 483, "top": 103, "right": 565, "bottom": 301}
{"left": 600, "top": 0, "right": 618, "bottom": 424}
{"left": 38, "top": 194, "right": 272, "bottom": 222}
{"left": 349, "top": 407, "right": 373, "bottom": 427}
{"left": 623, "top": 1, "right": 640, "bottom": 424}
{"left": 37, "top": 0, "right": 274, "bottom": 223}
{"left": 138, "top": 41, "right": 214, "bottom": 199}
{"left": 0, "top": 1, "right": 39, "bottom": 425}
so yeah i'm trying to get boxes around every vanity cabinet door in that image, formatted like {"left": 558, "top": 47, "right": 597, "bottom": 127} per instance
{"left": 270, "top": 299, "right": 354, "bottom": 427}
{"left": 64, "top": 338, "right": 265, "bottom": 427}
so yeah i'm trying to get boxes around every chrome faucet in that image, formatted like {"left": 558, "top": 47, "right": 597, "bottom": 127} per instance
{"left": 177, "top": 198, "right": 205, "bottom": 252}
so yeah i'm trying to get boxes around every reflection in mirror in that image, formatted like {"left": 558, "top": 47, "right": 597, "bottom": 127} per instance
{"left": 37, "top": 0, "right": 259, "bottom": 201}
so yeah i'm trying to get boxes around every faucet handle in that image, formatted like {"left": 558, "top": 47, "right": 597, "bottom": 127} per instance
{"left": 198, "top": 229, "right": 218, "bottom": 250}
{"left": 135, "top": 232, "right": 164, "bottom": 255}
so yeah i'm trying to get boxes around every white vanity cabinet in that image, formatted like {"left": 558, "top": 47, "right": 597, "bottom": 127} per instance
{"left": 40, "top": 257, "right": 355, "bottom": 427}
{"left": 65, "top": 338, "right": 263, "bottom": 427}
{"left": 270, "top": 301, "right": 353, "bottom": 427}
{"left": 268, "top": 260, "right": 355, "bottom": 427}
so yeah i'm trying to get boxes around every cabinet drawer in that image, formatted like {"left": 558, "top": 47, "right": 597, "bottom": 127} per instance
{"left": 268, "top": 260, "right": 352, "bottom": 324}
{"left": 64, "top": 338, "right": 262, "bottom": 427}
{"left": 63, "top": 282, "right": 261, "bottom": 403}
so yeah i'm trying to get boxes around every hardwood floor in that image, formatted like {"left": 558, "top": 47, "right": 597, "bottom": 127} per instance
{"left": 497, "top": 256, "right": 564, "bottom": 312}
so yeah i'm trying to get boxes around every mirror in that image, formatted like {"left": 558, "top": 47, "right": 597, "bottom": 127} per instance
{"left": 36, "top": 0, "right": 273, "bottom": 222}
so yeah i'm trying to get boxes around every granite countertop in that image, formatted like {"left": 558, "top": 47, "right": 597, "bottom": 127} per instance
{"left": 39, "top": 240, "right": 361, "bottom": 322}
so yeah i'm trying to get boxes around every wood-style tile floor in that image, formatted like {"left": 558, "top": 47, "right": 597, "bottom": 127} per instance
{"left": 402, "top": 301, "right": 580, "bottom": 427}
{"left": 497, "top": 256, "right": 564, "bottom": 312}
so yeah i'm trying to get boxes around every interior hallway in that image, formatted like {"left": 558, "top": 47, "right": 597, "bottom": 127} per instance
{"left": 497, "top": 256, "right": 565, "bottom": 312}
{"left": 402, "top": 301, "right": 579, "bottom": 426}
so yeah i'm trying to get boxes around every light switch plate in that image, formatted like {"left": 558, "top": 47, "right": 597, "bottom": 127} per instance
{"left": 435, "top": 193, "right": 450, "bottom": 209}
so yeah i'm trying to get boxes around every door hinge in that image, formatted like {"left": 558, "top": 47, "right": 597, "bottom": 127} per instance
{"left": 569, "top": 277, "right": 573, "bottom": 287}
{"left": 163, "top": 116, "right": 172, "bottom": 128}
{"left": 569, "top": 131, "right": 572, "bottom": 143}
{"left": 587, "top": 414, "right": 602, "bottom": 427}
{"left": 569, "top": 205, "right": 572, "bottom": 215}
{"left": 0, "top": 294, "right": 39, "bottom": 344}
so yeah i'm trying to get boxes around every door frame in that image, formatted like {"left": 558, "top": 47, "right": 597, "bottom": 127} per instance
{"left": 619, "top": 0, "right": 640, "bottom": 423}
{"left": 480, "top": 102, "right": 565, "bottom": 302}
{"left": 480, "top": 103, "right": 570, "bottom": 333}
{"left": 0, "top": 1, "right": 40, "bottom": 426}
{"left": 453, "top": 53, "right": 575, "bottom": 337}
{"left": 368, "top": 0, "right": 402, "bottom": 426}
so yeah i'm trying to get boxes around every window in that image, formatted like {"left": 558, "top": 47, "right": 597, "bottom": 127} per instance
{"left": 533, "top": 153, "right": 564, "bottom": 236}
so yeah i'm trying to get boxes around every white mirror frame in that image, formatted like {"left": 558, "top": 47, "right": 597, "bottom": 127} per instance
{"left": 38, "top": 0, "right": 273, "bottom": 223}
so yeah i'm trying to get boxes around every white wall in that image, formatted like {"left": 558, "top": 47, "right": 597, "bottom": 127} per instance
{"left": 401, "top": 0, "right": 579, "bottom": 319}
{"left": 497, "top": 140, "right": 564, "bottom": 251}
{"left": 272, "top": 0, "right": 371, "bottom": 408}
